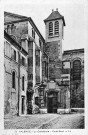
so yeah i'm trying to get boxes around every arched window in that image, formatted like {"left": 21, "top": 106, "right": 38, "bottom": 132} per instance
{"left": 49, "top": 22, "right": 53, "bottom": 36}
{"left": 73, "top": 60, "right": 81, "bottom": 81}
{"left": 14, "top": 50, "right": 16, "bottom": 61}
{"left": 54, "top": 21, "right": 59, "bottom": 35}
{"left": 32, "top": 28, "right": 35, "bottom": 39}
{"left": 12, "top": 71, "right": 16, "bottom": 89}
{"left": 22, "top": 76, "right": 25, "bottom": 91}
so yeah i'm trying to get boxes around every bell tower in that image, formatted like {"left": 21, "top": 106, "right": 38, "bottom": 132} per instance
{"left": 44, "top": 8, "right": 65, "bottom": 81}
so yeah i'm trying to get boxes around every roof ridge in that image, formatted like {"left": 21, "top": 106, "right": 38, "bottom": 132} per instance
{"left": 4, "top": 11, "right": 28, "bottom": 18}
{"left": 63, "top": 48, "right": 84, "bottom": 54}
{"left": 64, "top": 48, "right": 84, "bottom": 52}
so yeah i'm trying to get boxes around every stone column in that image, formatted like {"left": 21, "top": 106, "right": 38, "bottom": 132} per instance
{"left": 66, "top": 87, "right": 70, "bottom": 109}
{"left": 32, "top": 42, "right": 36, "bottom": 105}
{"left": 33, "top": 42, "right": 36, "bottom": 87}
{"left": 40, "top": 51, "right": 42, "bottom": 82}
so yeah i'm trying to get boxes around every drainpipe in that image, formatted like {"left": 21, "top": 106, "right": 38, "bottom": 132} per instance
{"left": 17, "top": 51, "right": 20, "bottom": 116}
{"left": 40, "top": 50, "right": 42, "bottom": 83}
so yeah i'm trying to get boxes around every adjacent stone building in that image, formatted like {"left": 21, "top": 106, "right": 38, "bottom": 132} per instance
{"left": 62, "top": 49, "right": 84, "bottom": 108}
{"left": 4, "top": 12, "right": 48, "bottom": 115}
{"left": 4, "top": 31, "right": 28, "bottom": 116}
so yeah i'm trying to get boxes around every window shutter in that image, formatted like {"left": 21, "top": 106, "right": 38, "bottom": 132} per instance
{"left": 49, "top": 22, "right": 53, "bottom": 36}
{"left": 11, "top": 48, "right": 14, "bottom": 59}
{"left": 54, "top": 21, "right": 59, "bottom": 35}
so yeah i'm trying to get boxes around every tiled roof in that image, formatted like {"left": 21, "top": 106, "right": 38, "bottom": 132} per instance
{"left": 4, "top": 11, "right": 45, "bottom": 42}
{"left": 44, "top": 10, "right": 65, "bottom": 26}
{"left": 4, "top": 11, "right": 28, "bottom": 23}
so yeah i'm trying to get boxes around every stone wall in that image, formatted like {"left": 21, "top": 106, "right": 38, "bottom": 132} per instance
{"left": 35, "top": 49, "right": 40, "bottom": 83}
{"left": 42, "top": 53, "right": 48, "bottom": 81}
{"left": 4, "top": 56, "right": 28, "bottom": 115}
{"left": 63, "top": 49, "right": 84, "bottom": 108}
{"left": 28, "top": 41, "right": 33, "bottom": 89}
{"left": 45, "top": 41, "right": 62, "bottom": 80}
{"left": 19, "top": 56, "right": 27, "bottom": 115}
{"left": 4, "top": 57, "right": 18, "bottom": 115}
{"left": 4, "top": 37, "right": 28, "bottom": 116}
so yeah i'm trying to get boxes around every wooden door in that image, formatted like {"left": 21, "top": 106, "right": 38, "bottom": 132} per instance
{"left": 47, "top": 97, "right": 53, "bottom": 113}
{"left": 52, "top": 97, "right": 57, "bottom": 113}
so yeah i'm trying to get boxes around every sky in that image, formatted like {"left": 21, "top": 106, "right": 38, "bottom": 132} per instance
{"left": 2, "top": 0, "right": 88, "bottom": 51}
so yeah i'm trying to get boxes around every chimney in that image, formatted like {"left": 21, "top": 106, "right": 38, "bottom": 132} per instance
{"left": 11, "top": 24, "right": 16, "bottom": 35}
{"left": 7, "top": 25, "right": 11, "bottom": 35}
{"left": 56, "top": 8, "right": 58, "bottom": 11}
{"left": 52, "top": 9, "right": 54, "bottom": 12}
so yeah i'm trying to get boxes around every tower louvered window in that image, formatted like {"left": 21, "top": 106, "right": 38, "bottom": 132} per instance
{"left": 54, "top": 21, "right": 59, "bottom": 35}
{"left": 49, "top": 22, "right": 53, "bottom": 36}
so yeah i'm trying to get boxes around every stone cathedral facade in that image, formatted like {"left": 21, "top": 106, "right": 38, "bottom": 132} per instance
{"left": 41, "top": 9, "right": 84, "bottom": 113}
{"left": 4, "top": 9, "right": 84, "bottom": 116}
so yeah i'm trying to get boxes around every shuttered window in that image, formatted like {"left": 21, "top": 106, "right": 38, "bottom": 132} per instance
{"left": 22, "top": 56, "right": 25, "bottom": 66}
{"left": 5, "top": 41, "right": 11, "bottom": 58}
{"left": 14, "top": 50, "right": 16, "bottom": 61}
{"left": 49, "top": 22, "right": 53, "bottom": 36}
{"left": 11, "top": 48, "right": 16, "bottom": 61}
{"left": 32, "top": 29, "right": 35, "bottom": 39}
{"left": 54, "top": 21, "right": 59, "bottom": 35}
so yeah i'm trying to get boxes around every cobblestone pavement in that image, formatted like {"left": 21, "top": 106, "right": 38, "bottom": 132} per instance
{"left": 39, "top": 113, "right": 84, "bottom": 129}
{"left": 4, "top": 113, "right": 84, "bottom": 129}
{"left": 4, "top": 114, "right": 59, "bottom": 129}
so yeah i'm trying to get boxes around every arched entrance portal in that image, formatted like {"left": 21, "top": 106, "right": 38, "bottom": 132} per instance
{"left": 47, "top": 91, "right": 58, "bottom": 113}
